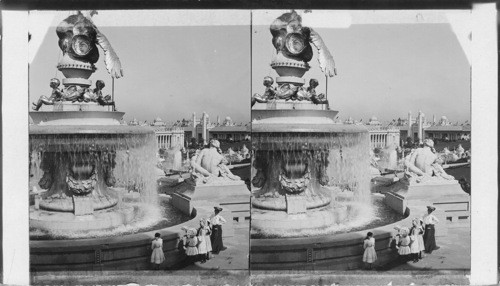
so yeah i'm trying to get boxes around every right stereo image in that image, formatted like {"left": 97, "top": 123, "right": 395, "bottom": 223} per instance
{"left": 250, "top": 9, "right": 471, "bottom": 275}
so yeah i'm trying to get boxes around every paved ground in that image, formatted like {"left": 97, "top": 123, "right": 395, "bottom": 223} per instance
{"left": 251, "top": 224, "right": 471, "bottom": 286}
{"left": 30, "top": 221, "right": 250, "bottom": 285}
{"left": 382, "top": 224, "right": 470, "bottom": 271}
{"left": 180, "top": 220, "right": 249, "bottom": 271}
{"left": 30, "top": 222, "right": 471, "bottom": 285}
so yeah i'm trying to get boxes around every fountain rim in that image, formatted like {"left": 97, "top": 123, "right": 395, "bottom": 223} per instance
{"left": 29, "top": 125, "right": 155, "bottom": 135}
{"left": 250, "top": 214, "right": 413, "bottom": 249}
{"left": 30, "top": 200, "right": 206, "bottom": 250}
{"left": 251, "top": 123, "right": 368, "bottom": 134}
{"left": 250, "top": 201, "right": 412, "bottom": 249}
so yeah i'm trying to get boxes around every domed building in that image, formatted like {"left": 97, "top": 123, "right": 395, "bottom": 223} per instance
{"left": 153, "top": 117, "right": 166, "bottom": 127}
{"left": 222, "top": 116, "right": 234, "bottom": 126}
{"left": 439, "top": 115, "right": 449, "bottom": 126}
{"left": 367, "top": 116, "right": 381, "bottom": 126}
{"left": 128, "top": 118, "right": 139, "bottom": 126}
{"left": 363, "top": 116, "right": 400, "bottom": 150}
{"left": 149, "top": 116, "right": 185, "bottom": 152}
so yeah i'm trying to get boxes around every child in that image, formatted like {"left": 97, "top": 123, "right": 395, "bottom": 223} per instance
{"left": 150, "top": 233, "right": 165, "bottom": 270}
{"left": 203, "top": 218, "right": 213, "bottom": 261}
{"left": 184, "top": 228, "right": 199, "bottom": 264}
{"left": 391, "top": 226, "right": 401, "bottom": 250}
{"left": 417, "top": 219, "right": 425, "bottom": 259}
{"left": 409, "top": 219, "right": 421, "bottom": 263}
{"left": 197, "top": 219, "right": 208, "bottom": 263}
{"left": 179, "top": 226, "right": 188, "bottom": 252}
{"left": 396, "top": 227, "right": 411, "bottom": 263}
{"left": 362, "top": 232, "right": 377, "bottom": 270}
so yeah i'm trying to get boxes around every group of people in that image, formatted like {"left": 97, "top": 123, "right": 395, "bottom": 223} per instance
{"left": 439, "top": 144, "right": 470, "bottom": 163}
{"left": 363, "top": 205, "right": 440, "bottom": 269}
{"left": 150, "top": 206, "right": 227, "bottom": 269}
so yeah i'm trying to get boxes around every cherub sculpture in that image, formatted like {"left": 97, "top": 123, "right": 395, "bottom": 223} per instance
{"left": 252, "top": 76, "right": 277, "bottom": 106}
{"left": 93, "top": 80, "right": 115, "bottom": 107}
{"left": 32, "top": 78, "right": 65, "bottom": 111}
{"left": 308, "top": 79, "right": 329, "bottom": 105}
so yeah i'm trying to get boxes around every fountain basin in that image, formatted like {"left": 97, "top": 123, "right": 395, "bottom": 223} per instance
{"left": 30, "top": 110, "right": 126, "bottom": 126}
{"left": 252, "top": 193, "right": 331, "bottom": 211}
{"left": 30, "top": 205, "right": 135, "bottom": 232}
{"left": 251, "top": 205, "right": 345, "bottom": 235}
{"left": 30, "top": 198, "right": 208, "bottom": 271}
{"left": 250, "top": 199, "right": 411, "bottom": 270}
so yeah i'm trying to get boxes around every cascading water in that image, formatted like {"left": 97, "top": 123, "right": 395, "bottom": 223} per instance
{"left": 250, "top": 128, "right": 404, "bottom": 238}
{"left": 29, "top": 130, "right": 189, "bottom": 240}
{"left": 250, "top": 10, "right": 404, "bottom": 238}
{"left": 28, "top": 11, "right": 191, "bottom": 240}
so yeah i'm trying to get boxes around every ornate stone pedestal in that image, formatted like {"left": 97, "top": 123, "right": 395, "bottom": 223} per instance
{"left": 171, "top": 178, "right": 250, "bottom": 237}
{"left": 384, "top": 178, "right": 470, "bottom": 236}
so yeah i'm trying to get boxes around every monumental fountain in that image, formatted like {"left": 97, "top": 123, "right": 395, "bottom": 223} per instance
{"left": 28, "top": 11, "right": 203, "bottom": 271}
{"left": 249, "top": 10, "right": 415, "bottom": 270}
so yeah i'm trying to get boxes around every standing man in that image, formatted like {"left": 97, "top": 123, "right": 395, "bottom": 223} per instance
{"left": 422, "top": 206, "right": 439, "bottom": 254}
{"left": 210, "top": 206, "right": 227, "bottom": 254}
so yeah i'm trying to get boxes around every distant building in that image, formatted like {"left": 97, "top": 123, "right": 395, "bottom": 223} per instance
{"left": 210, "top": 124, "right": 251, "bottom": 142}
{"left": 424, "top": 124, "right": 471, "bottom": 141}
{"left": 365, "top": 116, "right": 400, "bottom": 149}
{"left": 394, "top": 112, "right": 470, "bottom": 144}
{"left": 179, "top": 112, "right": 250, "bottom": 146}
{"left": 182, "top": 112, "right": 214, "bottom": 145}
{"left": 342, "top": 115, "right": 401, "bottom": 150}
{"left": 150, "top": 117, "right": 185, "bottom": 150}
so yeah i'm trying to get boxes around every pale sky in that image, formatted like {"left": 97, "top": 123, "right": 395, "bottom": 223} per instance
{"left": 28, "top": 10, "right": 471, "bottom": 124}
{"left": 252, "top": 10, "right": 471, "bottom": 123}
{"left": 28, "top": 10, "right": 251, "bottom": 124}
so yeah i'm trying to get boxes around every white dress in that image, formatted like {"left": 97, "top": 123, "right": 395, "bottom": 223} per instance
{"left": 398, "top": 236, "right": 411, "bottom": 255}
{"left": 417, "top": 226, "right": 425, "bottom": 252}
{"left": 203, "top": 227, "right": 212, "bottom": 252}
{"left": 409, "top": 231, "right": 420, "bottom": 254}
{"left": 362, "top": 237, "right": 378, "bottom": 263}
{"left": 185, "top": 236, "right": 199, "bottom": 256}
{"left": 151, "top": 238, "right": 165, "bottom": 264}
{"left": 197, "top": 229, "right": 207, "bottom": 254}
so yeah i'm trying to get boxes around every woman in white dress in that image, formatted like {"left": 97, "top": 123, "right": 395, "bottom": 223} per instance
{"left": 150, "top": 233, "right": 165, "bottom": 270}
